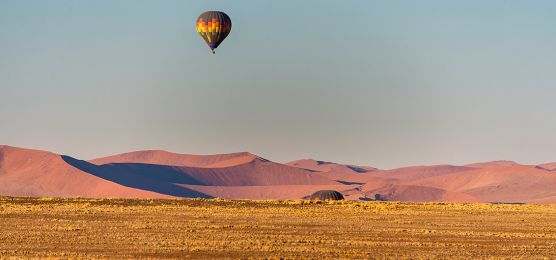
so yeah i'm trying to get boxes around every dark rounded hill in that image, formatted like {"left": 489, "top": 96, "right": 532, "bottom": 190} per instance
{"left": 309, "top": 190, "right": 344, "bottom": 201}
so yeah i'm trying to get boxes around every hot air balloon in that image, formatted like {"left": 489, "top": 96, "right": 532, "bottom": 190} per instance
{"left": 196, "top": 11, "right": 232, "bottom": 54}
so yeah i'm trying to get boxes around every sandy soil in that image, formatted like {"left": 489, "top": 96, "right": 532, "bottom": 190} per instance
{"left": 1, "top": 197, "right": 556, "bottom": 258}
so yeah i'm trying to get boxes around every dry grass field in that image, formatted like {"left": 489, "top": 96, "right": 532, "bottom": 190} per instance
{"left": 1, "top": 197, "right": 556, "bottom": 258}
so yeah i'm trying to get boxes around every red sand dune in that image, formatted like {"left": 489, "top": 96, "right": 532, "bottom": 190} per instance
{"left": 287, "top": 159, "right": 377, "bottom": 174}
{"left": 91, "top": 158, "right": 339, "bottom": 187}
{"left": 173, "top": 159, "right": 337, "bottom": 186}
{"left": 0, "top": 146, "right": 338, "bottom": 199}
{"left": 464, "top": 160, "right": 520, "bottom": 168}
{"left": 371, "top": 165, "right": 475, "bottom": 182}
{"left": 89, "top": 151, "right": 338, "bottom": 186}
{"left": 91, "top": 150, "right": 258, "bottom": 168}
{"left": 0, "top": 145, "right": 175, "bottom": 198}
{"left": 343, "top": 182, "right": 483, "bottom": 203}
{"left": 290, "top": 164, "right": 472, "bottom": 187}
{"left": 409, "top": 165, "right": 556, "bottom": 203}
{"left": 536, "top": 162, "right": 556, "bottom": 171}
{"left": 1, "top": 145, "right": 556, "bottom": 203}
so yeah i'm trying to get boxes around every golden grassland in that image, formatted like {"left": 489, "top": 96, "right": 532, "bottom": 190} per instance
{"left": 1, "top": 197, "right": 556, "bottom": 258}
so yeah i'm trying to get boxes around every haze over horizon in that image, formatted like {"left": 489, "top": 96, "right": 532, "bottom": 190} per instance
{"left": 1, "top": 0, "right": 555, "bottom": 169}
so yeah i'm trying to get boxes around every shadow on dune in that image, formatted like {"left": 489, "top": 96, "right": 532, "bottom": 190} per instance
{"left": 61, "top": 155, "right": 211, "bottom": 198}
{"left": 347, "top": 165, "right": 370, "bottom": 173}
{"left": 336, "top": 180, "right": 365, "bottom": 185}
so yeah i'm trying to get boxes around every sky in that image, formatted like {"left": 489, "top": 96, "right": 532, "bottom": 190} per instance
{"left": 1, "top": 0, "right": 556, "bottom": 169}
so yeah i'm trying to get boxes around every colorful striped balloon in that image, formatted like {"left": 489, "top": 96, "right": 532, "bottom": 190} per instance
{"left": 196, "top": 11, "right": 232, "bottom": 54}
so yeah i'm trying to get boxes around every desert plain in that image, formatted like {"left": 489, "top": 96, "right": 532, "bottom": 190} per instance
{"left": 1, "top": 197, "right": 556, "bottom": 258}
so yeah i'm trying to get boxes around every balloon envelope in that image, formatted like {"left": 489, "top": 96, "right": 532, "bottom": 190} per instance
{"left": 196, "top": 11, "right": 232, "bottom": 53}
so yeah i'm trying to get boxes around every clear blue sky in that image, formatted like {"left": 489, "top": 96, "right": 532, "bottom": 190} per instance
{"left": 1, "top": 1, "right": 555, "bottom": 169}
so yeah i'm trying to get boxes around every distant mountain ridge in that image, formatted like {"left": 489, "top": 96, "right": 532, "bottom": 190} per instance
{"left": 1, "top": 145, "right": 556, "bottom": 203}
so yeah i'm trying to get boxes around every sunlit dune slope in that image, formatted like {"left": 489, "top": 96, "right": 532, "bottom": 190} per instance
{"left": 91, "top": 150, "right": 258, "bottom": 167}
{"left": 0, "top": 145, "right": 174, "bottom": 198}
{"left": 409, "top": 165, "right": 556, "bottom": 203}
